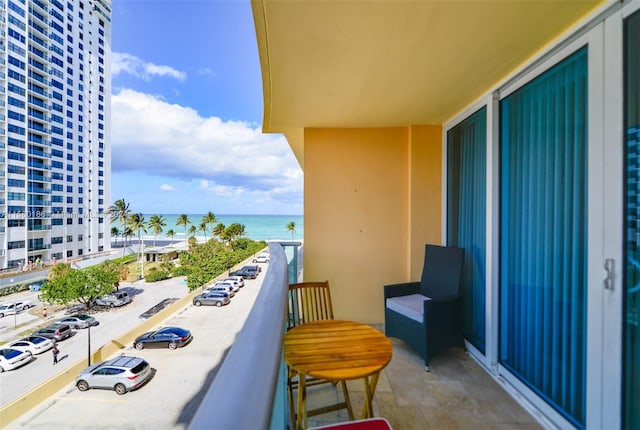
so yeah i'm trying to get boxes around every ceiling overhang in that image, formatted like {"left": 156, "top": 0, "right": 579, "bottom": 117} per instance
{"left": 252, "top": 0, "right": 605, "bottom": 167}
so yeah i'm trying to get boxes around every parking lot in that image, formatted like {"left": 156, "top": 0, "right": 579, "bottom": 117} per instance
{"left": 1, "top": 266, "right": 266, "bottom": 429}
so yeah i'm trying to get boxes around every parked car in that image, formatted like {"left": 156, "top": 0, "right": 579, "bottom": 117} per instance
{"left": 75, "top": 355, "right": 152, "bottom": 395}
{"left": 0, "top": 348, "right": 33, "bottom": 372}
{"left": 57, "top": 314, "right": 99, "bottom": 329}
{"left": 243, "top": 264, "right": 262, "bottom": 275}
{"left": 206, "top": 285, "right": 235, "bottom": 298}
{"left": 252, "top": 255, "right": 270, "bottom": 263}
{"left": 213, "top": 280, "right": 239, "bottom": 293}
{"left": 133, "top": 327, "right": 193, "bottom": 350}
{"left": 193, "top": 292, "right": 230, "bottom": 307}
{"left": 225, "top": 276, "right": 245, "bottom": 288}
{"left": 16, "top": 300, "right": 34, "bottom": 311}
{"left": 32, "top": 323, "right": 73, "bottom": 342}
{"left": 94, "top": 291, "right": 131, "bottom": 308}
{"left": 139, "top": 298, "right": 179, "bottom": 320}
{"left": 7, "top": 336, "right": 55, "bottom": 355}
{"left": 229, "top": 268, "right": 257, "bottom": 280}
{"left": 0, "top": 303, "right": 19, "bottom": 318}
{"left": 0, "top": 301, "right": 34, "bottom": 317}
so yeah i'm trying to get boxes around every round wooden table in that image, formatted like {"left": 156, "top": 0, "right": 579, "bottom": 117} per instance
{"left": 284, "top": 320, "right": 393, "bottom": 429}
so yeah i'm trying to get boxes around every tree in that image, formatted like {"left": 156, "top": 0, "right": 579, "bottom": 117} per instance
{"left": 166, "top": 229, "right": 176, "bottom": 245}
{"left": 128, "top": 213, "right": 147, "bottom": 248}
{"left": 49, "top": 262, "right": 72, "bottom": 280}
{"left": 198, "top": 221, "right": 208, "bottom": 240}
{"left": 122, "top": 226, "right": 134, "bottom": 247}
{"left": 287, "top": 221, "right": 296, "bottom": 240}
{"left": 189, "top": 224, "right": 197, "bottom": 237}
{"left": 222, "top": 223, "right": 246, "bottom": 243}
{"left": 111, "top": 226, "right": 120, "bottom": 249}
{"left": 128, "top": 213, "right": 147, "bottom": 277}
{"left": 108, "top": 199, "right": 131, "bottom": 255}
{"left": 40, "top": 264, "right": 118, "bottom": 309}
{"left": 213, "top": 222, "right": 226, "bottom": 240}
{"left": 176, "top": 214, "right": 191, "bottom": 246}
{"left": 147, "top": 214, "right": 167, "bottom": 246}
{"left": 202, "top": 211, "right": 217, "bottom": 237}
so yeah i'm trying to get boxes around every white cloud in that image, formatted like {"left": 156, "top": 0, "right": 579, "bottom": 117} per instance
{"left": 160, "top": 184, "right": 175, "bottom": 192}
{"left": 112, "top": 52, "right": 187, "bottom": 81}
{"left": 111, "top": 88, "right": 303, "bottom": 208}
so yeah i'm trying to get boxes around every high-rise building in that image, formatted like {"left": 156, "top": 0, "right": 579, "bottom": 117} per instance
{"left": 0, "top": 0, "right": 112, "bottom": 270}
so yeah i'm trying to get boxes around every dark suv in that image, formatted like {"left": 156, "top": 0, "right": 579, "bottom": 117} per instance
{"left": 230, "top": 268, "right": 257, "bottom": 279}
{"left": 32, "top": 323, "right": 73, "bottom": 342}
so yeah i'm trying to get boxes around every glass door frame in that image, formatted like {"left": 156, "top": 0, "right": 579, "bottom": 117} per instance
{"left": 442, "top": 3, "right": 631, "bottom": 427}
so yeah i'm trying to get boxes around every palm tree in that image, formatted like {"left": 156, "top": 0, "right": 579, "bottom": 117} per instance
{"left": 176, "top": 214, "right": 191, "bottom": 246}
{"left": 111, "top": 226, "right": 120, "bottom": 249}
{"left": 128, "top": 213, "right": 147, "bottom": 249}
{"left": 202, "top": 211, "right": 217, "bottom": 237}
{"left": 166, "top": 229, "right": 176, "bottom": 246}
{"left": 287, "top": 221, "right": 296, "bottom": 240}
{"left": 122, "top": 226, "right": 134, "bottom": 247}
{"left": 128, "top": 213, "right": 147, "bottom": 278}
{"left": 198, "top": 221, "right": 208, "bottom": 240}
{"left": 213, "top": 222, "right": 226, "bottom": 240}
{"left": 147, "top": 214, "right": 167, "bottom": 246}
{"left": 108, "top": 199, "right": 131, "bottom": 255}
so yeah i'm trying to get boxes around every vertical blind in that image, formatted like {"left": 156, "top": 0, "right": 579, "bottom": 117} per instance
{"left": 624, "top": 10, "right": 640, "bottom": 430}
{"left": 447, "top": 108, "right": 487, "bottom": 353}
{"left": 500, "top": 48, "right": 587, "bottom": 428}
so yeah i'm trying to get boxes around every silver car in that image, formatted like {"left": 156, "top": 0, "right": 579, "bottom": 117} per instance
{"left": 193, "top": 292, "right": 231, "bottom": 307}
{"left": 75, "top": 355, "right": 152, "bottom": 395}
{"left": 57, "top": 314, "right": 99, "bottom": 329}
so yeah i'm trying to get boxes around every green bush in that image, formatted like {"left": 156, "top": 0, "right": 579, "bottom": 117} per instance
{"left": 145, "top": 270, "right": 169, "bottom": 282}
{"left": 171, "top": 266, "right": 191, "bottom": 277}
{"left": 0, "top": 282, "right": 30, "bottom": 297}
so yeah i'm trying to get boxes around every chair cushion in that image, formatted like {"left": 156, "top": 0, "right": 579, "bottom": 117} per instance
{"left": 385, "top": 294, "right": 430, "bottom": 323}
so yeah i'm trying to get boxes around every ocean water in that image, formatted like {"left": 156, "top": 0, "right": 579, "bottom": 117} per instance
{"left": 138, "top": 214, "right": 303, "bottom": 242}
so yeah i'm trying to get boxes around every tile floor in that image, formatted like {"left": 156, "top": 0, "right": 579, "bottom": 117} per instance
{"left": 293, "top": 327, "right": 543, "bottom": 430}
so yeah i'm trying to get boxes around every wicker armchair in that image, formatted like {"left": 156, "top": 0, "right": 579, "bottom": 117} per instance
{"left": 384, "top": 244, "right": 464, "bottom": 371}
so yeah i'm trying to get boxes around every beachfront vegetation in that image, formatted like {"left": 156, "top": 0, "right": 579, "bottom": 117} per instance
{"left": 39, "top": 262, "right": 122, "bottom": 309}
{"left": 179, "top": 237, "right": 267, "bottom": 291}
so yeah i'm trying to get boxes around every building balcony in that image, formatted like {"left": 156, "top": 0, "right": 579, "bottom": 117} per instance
{"left": 27, "top": 244, "right": 50, "bottom": 252}
{"left": 189, "top": 242, "right": 539, "bottom": 429}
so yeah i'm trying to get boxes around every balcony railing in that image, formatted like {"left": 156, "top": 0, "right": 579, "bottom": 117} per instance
{"left": 189, "top": 241, "right": 295, "bottom": 429}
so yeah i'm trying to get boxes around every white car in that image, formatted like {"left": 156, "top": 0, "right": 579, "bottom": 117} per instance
{"left": 215, "top": 280, "right": 239, "bottom": 293}
{"left": 225, "top": 276, "right": 245, "bottom": 288}
{"left": 16, "top": 300, "right": 34, "bottom": 311}
{"left": 206, "top": 284, "right": 235, "bottom": 298}
{"left": 7, "top": 336, "right": 55, "bottom": 355}
{"left": 0, "top": 303, "right": 18, "bottom": 318}
{"left": 252, "top": 255, "right": 270, "bottom": 264}
{"left": 0, "top": 348, "right": 33, "bottom": 372}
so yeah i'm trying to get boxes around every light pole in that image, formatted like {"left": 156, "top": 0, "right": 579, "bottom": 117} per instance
{"left": 87, "top": 323, "right": 92, "bottom": 366}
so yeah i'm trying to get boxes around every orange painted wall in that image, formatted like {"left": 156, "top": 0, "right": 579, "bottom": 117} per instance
{"left": 304, "top": 126, "right": 442, "bottom": 323}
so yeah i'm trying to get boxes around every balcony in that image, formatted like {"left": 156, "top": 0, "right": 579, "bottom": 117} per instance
{"left": 189, "top": 243, "right": 540, "bottom": 429}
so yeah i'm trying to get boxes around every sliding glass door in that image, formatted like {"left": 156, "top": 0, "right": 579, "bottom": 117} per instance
{"left": 447, "top": 108, "right": 487, "bottom": 353}
{"left": 499, "top": 48, "right": 588, "bottom": 428}
{"left": 624, "top": 9, "right": 640, "bottom": 430}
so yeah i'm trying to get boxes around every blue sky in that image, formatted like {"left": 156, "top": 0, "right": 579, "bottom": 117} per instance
{"left": 109, "top": 0, "right": 303, "bottom": 215}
